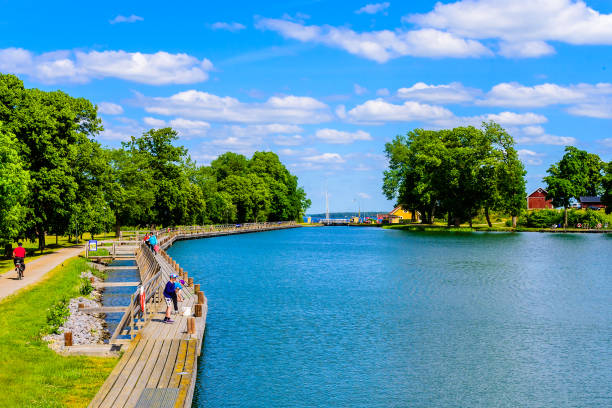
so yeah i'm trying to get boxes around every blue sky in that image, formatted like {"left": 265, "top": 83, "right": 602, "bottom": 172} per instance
{"left": 2, "top": 0, "right": 612, "bottom": 213}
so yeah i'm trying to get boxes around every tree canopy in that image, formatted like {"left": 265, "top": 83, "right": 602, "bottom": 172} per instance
{"left": 0, "top": 73, "right": 310, "bottom": 250}
{"left": 544, "top": 146, "right": 604, "bottom": 226}
{"left": 383, "top": 122, "right": 526, "bottom": 227}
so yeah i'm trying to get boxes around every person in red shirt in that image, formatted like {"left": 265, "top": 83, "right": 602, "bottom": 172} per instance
{"left": 13, "top": 242, "right": 26, "bottom": 275}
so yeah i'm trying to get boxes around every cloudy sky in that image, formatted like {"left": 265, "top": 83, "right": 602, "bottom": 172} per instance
{"left": 2, "top": 0, "right": 612, "bottom": 213}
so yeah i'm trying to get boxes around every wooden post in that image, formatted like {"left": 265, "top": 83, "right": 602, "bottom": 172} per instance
{"left": 89, "top": 276, "right": 95, "bottom": 284}
{"left": 187, "top": 317, "right": 196, "bottom": 334}
{"left": 64, "top": 332, "right": 73, "bottom": 346}
{"left": 197, "top": 291, "right": 205, "bottom": 304}
{"left": 194, "top": 283, "right": 200, "bottom": 293}
{"left": 188, "top": 277, "right": 193, "bottom": 287}
{"left": 194, "top": 303, "right": 202, "bottom": 317}
{"left": 179, "top": 267, "right": 184, "bottom": 277}
{"left": 78, "top": 303, "right": 84, "bottom": 310}
{"left": 183, "top": 272, "right": 188, "bottom": 284}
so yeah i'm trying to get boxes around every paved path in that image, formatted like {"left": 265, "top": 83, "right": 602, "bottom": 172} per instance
{"left": 0, "top": 245, "right": 85, "bottom": 301}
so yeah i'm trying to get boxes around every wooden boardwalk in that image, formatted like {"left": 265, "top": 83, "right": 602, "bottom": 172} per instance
{"left": 88, "top": 222, "right": 297, "bottom": 408}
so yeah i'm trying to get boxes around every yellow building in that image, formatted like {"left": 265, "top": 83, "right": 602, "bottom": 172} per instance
{"left": 389, "top": 206, "right": 418, "bottom": 223}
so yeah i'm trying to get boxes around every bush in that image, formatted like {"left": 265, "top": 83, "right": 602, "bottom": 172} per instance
{"left": 79, "top": 278, "right": 93, "bottom": 296}
{"left": 567, "top": 209, "right": 612, "bottom": 228}
{"left": 46, "top": 298, "right": 70, "bottom": 334}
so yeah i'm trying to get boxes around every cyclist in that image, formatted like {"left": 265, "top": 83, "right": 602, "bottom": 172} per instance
{"left": 13, "top": 242, "right": 26, "bottom": 277}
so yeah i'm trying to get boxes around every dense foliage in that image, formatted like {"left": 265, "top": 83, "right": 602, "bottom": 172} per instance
{"left": 383, "top": 122, "right": 527, "bottom": 227}
{"left": 513, "top": 209, "right": 612, "bottom": 229}
{"left": 544, "top": 146, "right": 605, "bottom": 227}
{"left": 0, "top": 73, "right": 310, "bottom": 250}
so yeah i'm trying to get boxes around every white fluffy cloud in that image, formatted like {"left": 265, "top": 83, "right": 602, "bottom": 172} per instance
{"left": 355, "top": 2, "right": 390, "bottom": 15}
{"left": 274, "top": 135, "right": 305, "bottom": 146}
{"left": 357, "top": 192, "right": 372, "bottom": 199}
{"left": 566, "top": 103, "right": 612, "bottom": 119}
{"left": 109, "top": 15, "right": 143, "bottom": 24}
{"left": 0, "top": 48, "right": 213, "bottom": 85}
{"left": 140, "top": 90, "right": 332, "bottom": 124}
{"left": 354, "top": 84, "right": 368, "bottom": 95}
{"left": 303, "top": 153, "right": 346, "bottom": 163}
{"left": 479, "top": 82, "right": 612, "bottom": 107}
{"left": 407, "top": 0, "right": 612, "bottom": 57}
{"left": 518, "top": 149, "right": 545, "bottom": 165}
{"left": 315, "top": 128, "right": 372, "bottom": 144}
{"left": 210, "top": 22, "right": 246, "bottom": 32}
{"left": 98, "top": 102, "right": 124, "bottom": 115}
{"left": 515, "top": 125, "right": 576, "bottom": 145}
{"left": 142, "top": 117, "right": 210, "bottom": 136}
{"left": 347, "top": 98, "right": 454, "bottom": 122}
{"left": 256, "top": 18, "right": 491, "bottom": 62}
{"left": 397, "top": 82, "right": 479, "bottom": 104}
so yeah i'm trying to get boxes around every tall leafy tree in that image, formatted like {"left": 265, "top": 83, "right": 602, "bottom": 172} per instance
{"left": 602, "top": 161, "right": 612, "bottom": 214}
{"left": 0, "top": 74, "right": 102, "bottom": 249}
{"left": 544, "top": 146, "right": 604, "bottom": 227}
{"left": 0, "top": 124, "right": 29, "bottom": 253}
{"left": 384, "top": 122, "right": 526, "bottom": 227}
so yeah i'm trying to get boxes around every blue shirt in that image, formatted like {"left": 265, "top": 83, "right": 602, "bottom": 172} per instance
{"left": 149, "top": 235, "right": 157, "bottom": 245}
{"left": 163, "top": 281, "right": 176, "bottom": 298}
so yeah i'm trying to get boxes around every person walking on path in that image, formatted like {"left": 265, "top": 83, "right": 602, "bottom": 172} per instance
{"left": 163, "top": 274, "right": 180, "bottom": 323}
{"left": 148, "top": 233, "right": 157, "bottom": 254}
{"left": 12, "top": 243, "right": 26, "bottom": 277}
{"left": 143, "top": 233, "right": 150, "bottom": 250}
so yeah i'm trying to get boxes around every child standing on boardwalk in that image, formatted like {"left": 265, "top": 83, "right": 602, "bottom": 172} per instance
{"left": 163, "top": 274, "right": 180, "bottom": 323}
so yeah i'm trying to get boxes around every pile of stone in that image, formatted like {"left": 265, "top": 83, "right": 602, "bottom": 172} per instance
{"left": 45, "top": 271, "right": 109, "bottom": 350}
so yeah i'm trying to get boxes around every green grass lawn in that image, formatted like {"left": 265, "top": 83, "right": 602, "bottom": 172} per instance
{"left": 0, "top": 257, "right": 117, "bottom": 407}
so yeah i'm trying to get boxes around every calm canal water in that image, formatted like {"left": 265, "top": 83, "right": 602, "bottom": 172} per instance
{"left": 168, "top": 227, "right": 612, "bottom": 407}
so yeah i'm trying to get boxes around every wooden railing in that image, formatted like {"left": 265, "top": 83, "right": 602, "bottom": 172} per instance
{"left": 107, "top": 221, "right": 297, "bottom": 342}
{"left": 109, "top": 244, "right": 163, "bottom": 343}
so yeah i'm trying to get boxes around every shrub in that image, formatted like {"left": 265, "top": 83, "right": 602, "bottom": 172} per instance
{"left": 79, "top": 278, "right": 93, "bottom": 296}
{"left": 46, "top": 298, "right": 70, "bottom": 334}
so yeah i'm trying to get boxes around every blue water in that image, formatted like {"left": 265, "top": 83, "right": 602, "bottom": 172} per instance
{"left": 168, "top": 227, "right": 612, "bottom": 407}
{"left": 101, "top": 259, "right": 139, "bottom": 339}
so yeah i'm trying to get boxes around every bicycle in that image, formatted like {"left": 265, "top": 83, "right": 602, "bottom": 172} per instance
{"left": 14, "top": 260, "right": 25, "bottom": 280}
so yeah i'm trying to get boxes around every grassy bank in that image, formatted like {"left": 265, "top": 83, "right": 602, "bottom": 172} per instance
{"left": 383, "top": 224, "right": 611, "bottom": 233}
{"left": 0, "top": 257, "right": 117, "bottom": 407}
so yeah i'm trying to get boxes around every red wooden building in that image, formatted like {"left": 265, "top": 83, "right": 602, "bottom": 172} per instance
{"left": 579, "top": 196, "right": 606, "bottom": 210}
{"left": 528, "top": 188, "right": 553, "bottom": 210}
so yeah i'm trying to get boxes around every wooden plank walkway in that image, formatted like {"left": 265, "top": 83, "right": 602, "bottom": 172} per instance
{"left": 89, "top": 251, "right": 207, "bottom": 408}
{"left": 89, "top": 222, "right": 296, "bottom": 408}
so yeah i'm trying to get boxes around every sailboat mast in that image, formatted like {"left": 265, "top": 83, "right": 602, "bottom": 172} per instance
{"left": 325, "top": 190, "right": 329, "bottom": 221}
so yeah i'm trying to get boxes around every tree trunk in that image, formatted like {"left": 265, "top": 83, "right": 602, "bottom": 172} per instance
{"left": 564, "top": 206, "right": 568, "bottom": 228}
{"left": 512, "top": 216, "right": 518, "bottom": 228}
{"left": 453, "top": 217, "right": 461, "bottom": 227}
{"left": 38, "top": 228, "right": 45, "bottom": 254}
{"left": 468, "top": 218, "right": 473, "bottom": 228}
{"left": 485, "top": 207, "right": 493, "bottom": 228}
{"left": 411, "top": 210, "right": 416, "bottom": 223}
{"left": 447, "top": 211, "right": 452, "bottom": 227}
{"left": 115, "top": 222, "right": 121, "bottom": 239}
{"left": 430, "top": 206, "right": 436, "bottom": 224}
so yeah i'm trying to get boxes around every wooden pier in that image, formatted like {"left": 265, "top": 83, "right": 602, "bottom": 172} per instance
{"left": 88, "top": 221, "right": 299, "bottom": 408}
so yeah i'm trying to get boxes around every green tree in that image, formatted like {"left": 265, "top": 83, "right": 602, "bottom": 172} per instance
{"left": 0, "top": 75, "right": 103, "bottom": 250}
{"left": 544, "top": 146, "right": 604, "bottom": 227}
{"left": 0, "top": 124, "right": 30, "bottom": 252}
{"left": 122, "top": 128, "right": 205, "bottom": 227}
{"left": 384, "top": 122, "right": 526, "bottom": 227}
{"left": 602, "top": 161, "right": 612, "bottom": 214}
